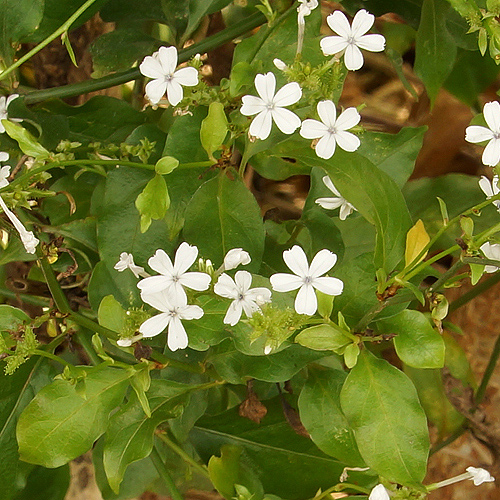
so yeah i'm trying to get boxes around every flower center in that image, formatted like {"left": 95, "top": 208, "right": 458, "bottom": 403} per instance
{"left": 172, "top": 274, "right": 180, "bottom": 283}
{"left": 347, "top": 36, "right": 356, "bottom": 45}
{"left": 328, "top": 126, "right": 338, "bottom": 135}
{"left": 303, "top": 275, "right": 313, "bottom": 285}
{"left": 238, "top": 292, "right": 245, "bottom": 301}
{"left": 165, "top": 73, "right": 174, "bottom": 83}
{"left": 266, "top": 102, "right": 276, "bottom": 111}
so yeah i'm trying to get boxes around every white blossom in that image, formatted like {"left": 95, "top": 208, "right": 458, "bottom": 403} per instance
{"left": 139, "top": 290, "right": 203, "bottom": 351}
{"left": 320, "top": 10, "right": 386, "bottom": 71}
{"left": 114, "top": 252, "right": 149, "bottom": 278}
{"left": 214, "top": 270, "right": 271, "bottom": 326}
{"left": 368, "top": 484, "right": 390, "bottom": 500}
{"left": 139, "top": 46, "right": 198, "bottom": 106}
{"left": 297, "top": 0, "right": 318, "bottom": 54}
{"left": 240, "top": 72, "right": 302, "bottom": 140}
{"left": 273, "top": 58, "right": 288, "bottom": 71}
{"left": 223, "top": 248, "right": 251, "bottom": 271}
{"left": 466, "top": 101, "right": 500, "bottom": 167}
{"left": 137, "top": 243, "right": 211, "bottom": 301}
{"left": 480, "top": 242, "right": 500, "bottom": 273}
{"left": 479, "top": 175, "right": 500, "bottom": 212}
{"left": 466, "top": 467, "right": 495, "bottom": 486}
{"left": 0, "top": 94, "right": 22, "bottom": 134}
{"left": 270, "top": 246, "right": 343, "bottom": 315}
{"left": 300, "top": 100, "right": 360, "bottom": 159}
{"left": 316, "top": 175, "right": 356, "bottom": 220}
{"left": 0, "top": 152, "right": 11, "bottom": 188}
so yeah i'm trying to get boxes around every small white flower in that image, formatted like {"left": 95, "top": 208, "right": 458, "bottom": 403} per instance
{"left": 137, "top": 242, "right": 211, "bottom": 301}
{"left": 480, "top": 242, "right": 500, "bottom": 273}
{"left": 479, "top": 175, "right": 500, "bottom": 212}
{"left": 273, "top": 58, "right": 288, "bottom": 71}
{"left": 139, "top": 290, "right": 203, "bottom": 351}
{"left": 320, "top": 10, "right": 386, "bottom": 71}
{"left": 316, "top": 175, "right": 356, "bottom": 220}
{"left": 114, "top": 252, "right": 149, "bottom": 278}
{"left": 466, "top": 101, "right": 500, "bottom": 167}
{"left": 214, "top": 270, "right": 271, "bottom": 326}
{"left": 300, "top": 100, "right": 360, "bottom": 159}
{"left": 0, "top": 153, "right": 11, "bottom": 188}
{"left": 270, "top": 245, "right": 343, "bottom": 315}
{"left": 139, "top": 46, "right": 199, "bottom": 106}
{"left": 240, "top": 72, "right": 302, "bottom": 140}
{"left": 297, "top": 0, "right": 318, "bottom": 21}
{"left": 0, "top": 195, "right": 39, "bottom": 254}
{"left": 0, "top": 94, "right": 22, "bottom": 134}
{"left": 223, "top": 248, "right": 251, "bottom": 271}
{"left": 466, "top": 466, "right": 495, "bottom": 486}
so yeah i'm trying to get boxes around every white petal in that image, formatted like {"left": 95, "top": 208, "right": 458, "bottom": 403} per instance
{"left": 465, "top": 125, "right": 495, "bottom": 144}
{"left": 479, "top": 176, "right": 495, "bottom": 197}
{"left": 5, "top": 94, "right": 19, "bottom": 107}
{"left": 295, "top": 284, "right": 317, "bottom": 315}
{"left": 174, "top": 242, "right": 198, "bottom": 274}
{"left": 173, "top": 66, "right": 198, "bottom": 87}
{"left": 312, "top": 276, "right": 344, "bottom": 296}
{"left": 315, "top": 132, "right": 336, "bottom": 159}
{"left": 240, "top": 297, "right": 260, "bottom": 318}
{"left": 247, "top": 287, "right": 272, "bottom": 304}
{"left": 322, "top": 175, "right": 340, "bottom": 196}
{"left": 167, "top": 317, "right": 188, "bottom": 351}
{"left": 241, "top": 95, "right": 266, "bottom": 116}
{"left": 326, "top": 11, "right": 351, "bottom": 39}
{"left": 141, "top": 289, "right": 178, "bottom": 312}
{"left": 137, "top": 275, "right": 171, "bottom": 294}
{"left": 145, "top": 79, "right": 167, "bottom": 105}
{"left": 139, "top": 313, "right": 171, "bottom": 337}
{"left": 483, "top": 101, "right": 500, "bottom": 133}
{"left": 270, "top": 273, "right": 303, "bottom": 292}
{"left": 339, "top": 202, "right": 355, "bottom": 220}
{"left": 300, "top": 119, "right": 329, "bottom": 140}
{"left": 283, "top": 245, "right": 309, "bottom": 277}
{"left": 273, "top": 82, "right": 302, "bottom": 107}
{"left": 179, "top": 272, "right": 211, "bottom": 291}
{"left": 139, "top": 56, "right": 165, "bottom": 79}
{"left": 317, "top": 100, "right": 337, "bottom": 128}
{"left": 234, "top": 270, "right": 252, "bottom": 293}
{"left": 166, "top": 80, "right": 184, "bottom": 106}
{"left": 214, "top": 273, "right": 238, "bottom": 299}
{"left": 157, "top": 46, "right": 178, "bottom": 75}
{"left": 0, "top": 152, "right": 9, "bottom": 162}
{"left": 368, "top": 484, "right": 390, "bottom": 500}
{"left": 0, "top": 121, "right": 5, "bottom": 134}
{"left": 466, "top": 466, "right": 495, "bottom": 486}
{"left": 273, "top": 58, "right": 287, "bottom": 70}
{"left": 335, "top": 130, "right": 360, "bottom": 152}
{"left": 271, "top": 108, "right": 301, "bottom": 135}
{"left": 179, "top": 304, "right": 204, "bottom": 321}
{"left": 356, "top": 33, "right": 385, "bottom": 52}
{"left": 309, "top": 249, "right": 337, "bottom": 278}
{"left": 224, "top": 248, "right": 251, "bottom": 270}
{"left": 335, "top": 107, "right": 361, "bottom": 130}
{"left": 316, "top": 197, "right": 344, "bottom": 210}
{"left": 481, "top": 242, "right": 500, "bottom": 261}
{"left": 320, "top": 35, "right": 349, "bottom": 56}
{"left": 223, "top": 300, "right": 243, "bottom": 326}
{"left": 255, "top": 72, "right": 276, "bottom": 103}
{"left": 482, "top": 138, "right": 500, "bottom": 167}
{"left": 148, "top": 249, "right": 174, "bottom": 275}
{"left": 351, "top": 9, "right": 375, "bottom": 38}
{"left": 344, "top": 44, "right": 364, "bottom": 71}
{"left": 249, "top": 110, "right": 273, "bottom": 140}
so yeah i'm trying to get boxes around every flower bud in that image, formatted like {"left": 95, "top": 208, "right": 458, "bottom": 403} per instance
{"left": 223, "top": 248, "right": 251, "bottom": 270}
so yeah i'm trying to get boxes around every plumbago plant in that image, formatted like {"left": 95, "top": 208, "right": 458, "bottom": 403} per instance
{"left": 2, "top": 0, "right": 500, "bottom": 499}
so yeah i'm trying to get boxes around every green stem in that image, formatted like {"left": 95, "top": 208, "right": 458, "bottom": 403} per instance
{"left": 430, "top": 423, "right": 468, "bottom": 455}
{"left": 0, "top": 287, "right": 50, "bottom": 307}
{"left": 150, "top": 445, "right": 183, "bottom": 500}
{"left": 449, "top": 272, "right": 500, "bottom": 313}
{"left": 475, "top": 330, "right": 500, "bottom": 405}
{"left": 69, "top": 311, "right": 118, "bottom": 340}
{"left": 0, "top": 0, "right": 99, "bottom": 82}
{"left": 428, "top": 259, "right": 464, "bottom": 293}
{"left": 75, "top": 329, "right": 100, "bottom": 366}
{"left": 32, "top": 349, "right": 70, "bottom": 366}
{"left": 37, "top": 254, "right": 71, "bottom": 314}
{"left": 23, "top": 12, "right": 266, "bottom": 104}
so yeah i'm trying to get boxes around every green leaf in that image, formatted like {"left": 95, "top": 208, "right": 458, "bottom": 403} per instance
{"left": 135, "top": 173, "right": 170, "bottom": 233}
{"left": 103, "top": 380, "right": 189, "bottom": 493}
{"left": 295, "top": 325, "right": 351, "bottom": 352}
{"left": 0, "top": 304, "right": 30, "bottom": 331}
{"left": 414, "top": 0, "right": 457, "bottom": 104}
{"left": 98, "top": 295, "right": 127, "bottom": 335}
{"left": 298, "top": 367, "right": 364, "bottom": 465}
{"left": 13, "top": 464, "right": 70, "bottom": 500}
{"left": 208, "top": 445, "right": 242, "bottom": 499}
{"left": 340, "top": 350, "right": 429, "bottom": 487}
{"left": 200, "top": 102, "right": 228, "bottom": 160}
{"left": 2, "top": 121, "right": 49, "bottom": 159}
{"left": 183, "top": 172, "right": 265, "bottom": 272}
{"left": 155, "top": 156, "right": 179, "bottom": 175}
{"left": 343, "top": 343, "right": 360, "bottom": 369}
{"left": 17, "top": 365, "right": 131, "bottom": 467}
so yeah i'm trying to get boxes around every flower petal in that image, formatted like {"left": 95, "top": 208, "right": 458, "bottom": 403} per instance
{"left": 368, "top": 484, "right": 390, "bottom": 500}
{"left": 179, "top": 271, "right": 211, "bottom": 291}
{"left": 166, "top": 80, "right": 184, "bottom": 106}
{"left": 326, "top": 11, "right": 351, "bottom": 38}
{"left": 158, "top": 46, "right": 177, "bottom": 75}
{"left": 335, "top": 130, "right": 360, "bottom": 152}
{"left": 234, "top": 270, "right": 252, "bottom": 293}
{"left": 465, "top": 125, "right": 494, "bottom": 144}
{"left": 309, "top": 249, "right": 337, "bottom": 278}
{"left": 315, "top": 132, "right": 336, "bottom": 159}
{"left": 247, "top": 287, "right": 272, "bottom": 304}
{"left": 270, "top": 273, "right": 303, "bottom": 292}
{"left": 137, "top": 275, "right": 171, "bottom": 294}
{"left": 351, "top": 9, "right": 375, "bottom": 38}
{"left": 148, "top": 249, "right": 174, "bottom": 275}
{"left": 344, "top": 44, "right": 364, "bottom": 71}
{"left": 271, "top": 107, "right": 301, "bottom": 135}
{"left": 356, "top": 33, "right": 385, "bottom": 52}
{"left": 241, "top": 95, "right": 266, "bottom": 116}
{"left": 339, "top": 202, "right": 354, "bottom": 220}
{"left": 295, "top": 283, "right": 317, "bottom": 315}
{"left": 173, "top": 242, "right": 198, "bottom": 274}
{"left": 249, "top": 110, "right": 273, "bottom": 140}
{"left": 145, "top": 79, "right": 167, "bottom": 105}
{"left": 300, "top": 119, "right": 329, "bottom": 140}
{"left": 179, "top": 304, "right": 204, "bottom": 320}
{"left": 214, "top": 273, "right": 238, "bottom": 299}
{"left": 139, "top": 56, "right": 165, "bottom": 79}
{"left": 313, "top": 276, "right": 344, "bottom": 296}
{"left": 173, "top": 66, "right": 199, "bottom": 87}
{"left": 316, "top": 196, "right": 344, "bottom": 210}
{"left": 322, "top": 175, "right": 340, "bottom": 196}
{"left": 483, "top": 101, "right": 500, "bottom": 134}
{"left": 223, "top": 300, "right": 243, "bottom": 326}
{"left": 273, "top": 82, "right": 302, "bottom": 107}
{"left": 483, "top": 138, "right": 500, "bottom": 167}
{"left": 283, "top": 245, "right": 309, "bottom": 277}
{"left": 335, "top": 107, "right": 361, "bottom": 130}
{"left": 167, "top": 317, "right": 189, "bottom": 351}
{"left": 320, "top": 35, "right": 349, "bottom": 56}
{"left": 317, "top": 100, "right": 337, "bottom": 128}
{"left": 479, "top": 176, "right": 495, "bottom": 197}
{"left": 255, "top": 72, "right": 276, "bottom": 103}
{"left": 139, "top": 312, "right": 171, "bottom": 337}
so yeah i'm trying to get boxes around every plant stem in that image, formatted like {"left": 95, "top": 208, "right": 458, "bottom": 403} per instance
{"left": 0, "top": 0, "right": 100, "bottom": 82}
{"left": 430, "top": 423, "right": 468, "bottom": 455}
{"left": 23, "top": 12, "right": 266, "bottom": 104}
{"left": 75, "top": 329, "right": 100, "bottom": 366}
{"left": 37, "top": 254, "right": 71, "bottom": 314}
{"left": 32, "top": 349, "right": 71, "bottom": 366}
{"left": 475, "top": 331, "right": 500, "bottom": 405}
{"left": 150, "top": 445, "right": 184, "bottom": 500}
{"left": 449, "top": 272, "right": 500, "bottom": 313}
{"left": 0, "top": 287, "right": 50, "bottom": 307}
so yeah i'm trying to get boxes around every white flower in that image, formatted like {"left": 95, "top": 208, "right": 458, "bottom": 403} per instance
{"left": 479, "top": 175, "right": 500, "bottom": 212}
{"left": 316, "top": 175, "right": 356, "bottom": 220}
{"left": 466, "top": 101, "right": 500, "bottom": 167}
{"left": 0, "top": 195, "right": 39, "bottom": 254}
{"left": 137, "top": 242, "right": 211, "bottom": 301}
{"left": 298, "top": 0, "right": 318, "bottom": 21}
{"left": 480, "top": 242, "right": 500, "bottom": 273}
{"left": 466, "top": 466, "right": 495, "bottom": 486}
{"left": 273, "top": 58, "right": 288, "bottom": 71}
{"left": 300, "top": 100, "right": 360, "bottom": 159}
{"left": 0, "top": 94, "right": 22, "bottom": 134}
{"left": 240, "top": 72, "right": 302, "bottom": 140}
{"left": 139, "top": 290, "right": 203, "bottom": 351}
{"left": 0, "top": 152, "right": 11, "bottom": 188}
{"left": 214, "top": 271, "right": 271, "bottom": 326}
{"left": 223, "top": 248, "right": 251, "bottom": 271}
{"left": 368, "top": 484, "right": 390, "bottom": 500}
{"left": 114, "top": 252, "right": 148, "bottom": 278}
{"left": 270, "top": 246, "right": 343, "bottom": 315}
{"left": 139, "top": 46, "right": 199, "bottom": 106}
{"left": 320, "top": 10, "right": 386, "bottom": 71}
